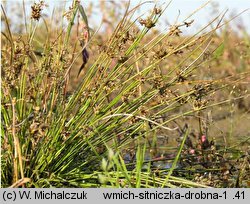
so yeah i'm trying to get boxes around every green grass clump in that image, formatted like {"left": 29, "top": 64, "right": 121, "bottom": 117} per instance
{"left": 1, "top": 1, "right": 249, "bottom": 188}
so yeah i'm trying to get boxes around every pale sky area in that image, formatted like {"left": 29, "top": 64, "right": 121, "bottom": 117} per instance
{"left": 129, "top": 0, "right": 250, "bottom": 34}
{"left": 1, "top": 0, "right": 250, "bottom": 34}
{"left": 52, "top": 0, "right": 250, "bottom": 34}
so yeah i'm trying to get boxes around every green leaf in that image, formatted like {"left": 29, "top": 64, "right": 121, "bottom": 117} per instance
{"left": 213, "top": 43, "right": 224, "bottom": 59}
{"left": 78, "top": 4, "right": 89, "bottom": 28}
